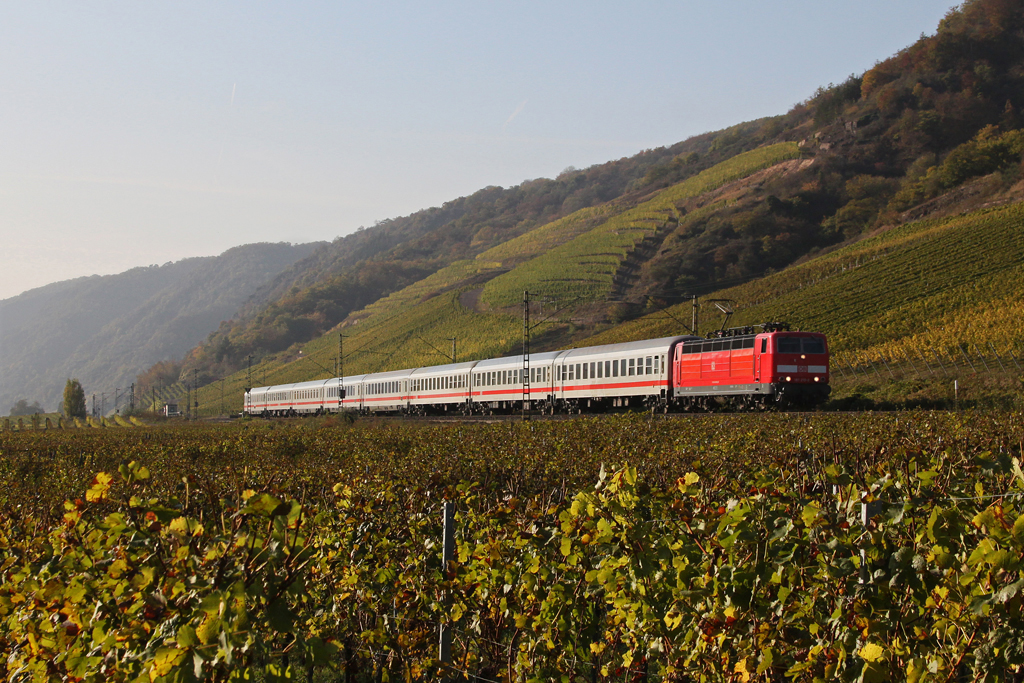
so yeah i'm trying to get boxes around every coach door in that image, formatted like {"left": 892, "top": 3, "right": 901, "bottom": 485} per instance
{"left": 755, "top": 337, "right": 766, "bottom": 382}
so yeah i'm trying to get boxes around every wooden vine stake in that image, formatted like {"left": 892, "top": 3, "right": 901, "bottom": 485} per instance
{"left": 439, "top": 501, "right": 455, "bottom": 678}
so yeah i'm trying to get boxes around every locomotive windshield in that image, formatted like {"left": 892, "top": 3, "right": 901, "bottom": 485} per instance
{"left": 777, "top": 336, "right": 826, "bottom": 354}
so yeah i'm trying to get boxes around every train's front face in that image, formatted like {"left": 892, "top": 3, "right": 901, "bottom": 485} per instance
{"left": 766, "top": 332, "right": 830, "bottom": 405}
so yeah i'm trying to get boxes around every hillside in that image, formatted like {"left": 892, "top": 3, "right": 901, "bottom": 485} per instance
{"left": 0, "top": 242, "right": 319, "bottom": 413}
{"left": 173, "top": 0, "right": 1024, "bottom": 412}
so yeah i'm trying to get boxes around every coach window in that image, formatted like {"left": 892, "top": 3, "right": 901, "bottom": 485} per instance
{"left": 646, "top": 356, "right": 653, "bottom": 374}
{"left": 568, "top": 364, "right": 574, "bottom": 380}
{"left": 595, "top": 362, "right": 602, "bottom": 379}
{"left": 612, "top": 360, "right": 618, "bottom": 377}
{"left": 628, "top": 358, "right": 635, "bottom": 376}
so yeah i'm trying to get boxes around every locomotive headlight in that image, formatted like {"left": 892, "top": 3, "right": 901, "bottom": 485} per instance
{"left": 814, "top": 376, "right": 820, "bottom": 382}
{"left": 800, "top": 354, "right": 806, "bottom": 359}
{"left": 785, "top": 376, "right": 792, "bottom": 382}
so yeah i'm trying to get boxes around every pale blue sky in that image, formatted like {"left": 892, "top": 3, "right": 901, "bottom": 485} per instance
{"left": 0, "top": 1, "right": 955, "bottom": 299}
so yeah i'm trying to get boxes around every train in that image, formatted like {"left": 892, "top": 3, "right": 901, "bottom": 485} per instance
{"left": 243, "top": 323, "right": 830, "bottom": 417}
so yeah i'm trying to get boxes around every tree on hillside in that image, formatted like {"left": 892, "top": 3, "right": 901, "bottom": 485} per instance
{"left": 8, "top": 399, "right": 43, "bottom": 416}
{"left": 63, "top": 379, "right": 87, "bottom": 419}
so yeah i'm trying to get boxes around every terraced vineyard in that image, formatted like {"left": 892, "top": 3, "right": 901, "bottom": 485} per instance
{"left": 587, "top": 203, "right": 1024, "bottom": 360}
{"left": 480, "top": 143, "right": 800, "bottom": 308}
{"left": 2, "top": 412, "right": 1023, "bottom": 680}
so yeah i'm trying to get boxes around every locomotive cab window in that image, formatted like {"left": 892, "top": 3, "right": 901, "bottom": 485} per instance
{"left": 802, "top": 337, "right": 826, "bottom": 354}
{"left": 777, "top": 337, "right": 801, "bottom": 354}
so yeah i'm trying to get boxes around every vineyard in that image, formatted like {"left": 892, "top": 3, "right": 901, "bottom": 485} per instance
{"left": 479, "top": 143, "right": 801, "bottom": 308}
{"left": 589, "top": 203, "right": 1024, "bottom": 353}
{"left": 2, "top": 412, "right": 1024, "bottom": 680}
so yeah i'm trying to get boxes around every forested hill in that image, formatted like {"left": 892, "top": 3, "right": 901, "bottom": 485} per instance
{"left": 0, "top": 242, "right": 320, "bottom": 413}
{"left": 174, "top": 0, "right": 1024, "bottom": 408}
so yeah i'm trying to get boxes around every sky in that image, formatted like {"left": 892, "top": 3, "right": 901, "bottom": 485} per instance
{"left": 0, "top": 1, "right": 957, "bottom": 301}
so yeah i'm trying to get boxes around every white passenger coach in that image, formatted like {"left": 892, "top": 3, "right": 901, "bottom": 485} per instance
{"left": 244, "top": 336, "right": 694, "bottom": 416}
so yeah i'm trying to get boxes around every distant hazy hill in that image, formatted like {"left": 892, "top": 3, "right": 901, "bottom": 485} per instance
{"left": 0, "top": 242, "right": 320, "bottom": 412}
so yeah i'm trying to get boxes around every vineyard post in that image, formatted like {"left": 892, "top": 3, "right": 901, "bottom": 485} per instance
{"left": 987, "top": 342, "right": 1006, "bottom": 373}
{"left": 902, "top": 350, "right": 918, "bottom": 376}
{"left": 866, "top": 354, "right": 883, "bottom": 380}
{"left": 943, "top": 347, "right": 958, "bottom": 372}
{"left": 193, "top": 369, "right": 199, "bottom": 419}
{"left": 959, "top": 345, "right": 977, "bottom": 374}
{"left": 879, "top": 357, "right": 894, "bottom": 379}
{"left": 973, "top": 345, "right": 991, "bottom": 373}
{"left": 916, "top": 349, "right": 935, "bottom": 376}
{"left": 439, "top": 501, "right": 455, "bottom": 676}
{"left": 931, "top": 350, "right": 948, "bottom": 377}
{"left": 1008, "top": 343, "right": 1022, "bottom": 371}
{"left": 859, "top": 496, "right": 883, "bottom": 584}
{"left": 834, "top": 361, "right": 846, "bottom": 379}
